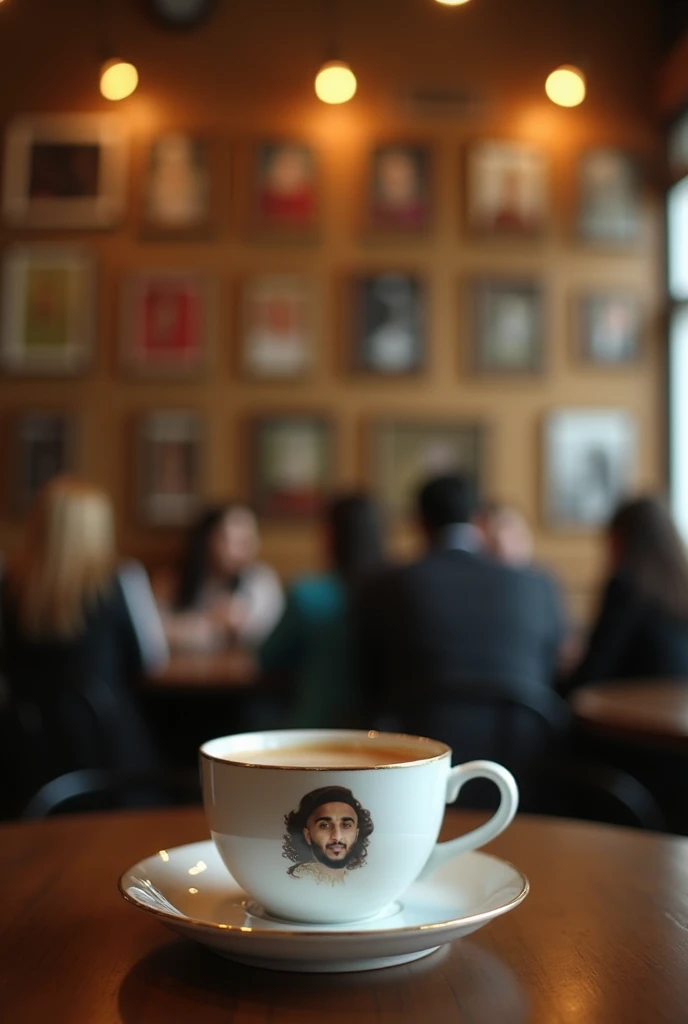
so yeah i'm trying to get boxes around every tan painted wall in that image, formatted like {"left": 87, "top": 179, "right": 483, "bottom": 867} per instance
{"left": 0, "top": 0, "right": 665, "bottom": 622}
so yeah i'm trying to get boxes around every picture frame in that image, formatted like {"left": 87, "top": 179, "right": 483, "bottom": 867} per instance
{"left": 577, "top": 149, "right": 644, "bottom": 245}
{"left": 0, "top": 245, "right": 96, "bottom": 376}
{"left": 352, "top": 272, "right": 425, "bottom": 375}
{"left": 3, "top": 114, "right": 127, "bottom": 228}
{"left": 253, "top": 416, "right": 332, "bottom": 519}
{"left": 577, "top": 291, "right": 643, "bottom": 365}
{"left": 543, "top": 409, "right": 637, "bottom": 528}
{"left": 370, "top": 420, "right": 485, "bottom": 520}
{"left": 140, "top": 134, "right": 212, "bottom": 237}
{"left": 252, "top": 141, "right": 318, "bottom": 235}
{"left": 366, "top": 144, "right": 432, "bottom": 235}
{"left": 668, "top": 107, "right": 688, "bottom": 183}
{"left": 119, "top": 269, "right": 214, "bottom": 377}
{"left": 465, "top": 139, "right": 549, "bottom": 237}
{"left": 138, "top": 411, "right": 202, "bottom": 526}
{"left": 240, "top": 274, "right": 316, "bottom": 379}
{"left": 11, "top": 411, "right": 77, "bottom": 513}
{"left": 471, "top": 277, "right": 544, "bottom": 374}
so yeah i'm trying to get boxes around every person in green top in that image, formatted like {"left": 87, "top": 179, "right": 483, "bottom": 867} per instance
{"left": 259, "top": 494, "right": 385, "bottom": 728}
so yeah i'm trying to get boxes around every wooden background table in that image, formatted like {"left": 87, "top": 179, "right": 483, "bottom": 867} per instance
{"left": 2, "top": 807, "right": 688, "bottom": 1023}
{"left": 145, "top": 649, "right": 258, "bottom": 691}
{"left": 572, "top": 679, "right": 688, "bottom": 751}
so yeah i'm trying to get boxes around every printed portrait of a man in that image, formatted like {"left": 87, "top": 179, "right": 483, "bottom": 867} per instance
{"left": 282, "top": 786, "right": 374, "bottom": 887}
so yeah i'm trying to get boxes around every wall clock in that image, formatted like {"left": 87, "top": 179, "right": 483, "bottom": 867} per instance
{"left": 147, "top": 0, "right": 217, "bottom": 29}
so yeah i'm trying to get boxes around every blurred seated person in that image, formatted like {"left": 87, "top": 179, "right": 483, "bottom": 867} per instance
{"left": 562, "top": 496, "right": 688, "bottom": 695}
{"left": 260, "top": 494, "right": 385, "bottom": 727}
{"left": 159, "top": 503, "right": 284, "bottom": 652}
{"left": 0, "top": 476, "right": 168, "bottom": 807}
{"left": 475, "top": 501, "right": 534, "bottom": 567}
{"left": 357, "top": 473, "right": 566, "bottom": 720}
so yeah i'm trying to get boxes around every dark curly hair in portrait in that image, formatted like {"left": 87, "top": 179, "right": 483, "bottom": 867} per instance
{"left": 282, "top": 786, "right": 374, "bottom": 871}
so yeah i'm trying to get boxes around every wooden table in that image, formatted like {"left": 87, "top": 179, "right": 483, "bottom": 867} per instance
{"left": 2, "top": 808, "right": 688, "bottom": 1023}
{"left": 572, "top": 679, "right": 688, "bottom": 751}
{"left": 146, "top": 649, "right": 258, "bottom": 691}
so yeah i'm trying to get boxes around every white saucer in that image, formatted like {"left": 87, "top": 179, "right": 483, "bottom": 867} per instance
{"left": 119, "top": 839, "right": 528, "bottom": 973}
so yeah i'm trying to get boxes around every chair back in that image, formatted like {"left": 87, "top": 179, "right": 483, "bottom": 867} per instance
{"left": 6, "top": 674, "right": 162, "bottom": 816}
{"left": 386, "top": 681, "right": 572, "bottom": 812}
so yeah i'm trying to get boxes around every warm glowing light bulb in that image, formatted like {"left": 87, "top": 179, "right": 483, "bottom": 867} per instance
{"left": 434, "top": 0, "right": 472, "bottom": 5}
{"left": 314, "top": 60, "right": 357, "bottom": 105}
{"left": 545, "top": 65, "right": 586, "bottom": 108}
{"left": 100, "top": 59, "right": 139, "bottom": 101}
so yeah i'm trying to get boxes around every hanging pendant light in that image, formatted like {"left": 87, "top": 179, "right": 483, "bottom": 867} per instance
{"left": 545, "top": 64, "right": 586, "bottom": 107}
{"left": 100, "top": 58, "right": 139, "bottom": 101}
{"left": 434, "top": 1, "right": 472, "bottom": 6}
{"left": 315, "top": 59, "right": 357, "bottom": 104}
{"left": 98, "top": 0, "right": 138, "bottom": 101}
{"left": 314, "top": 0, "right": 356, "bottom": 105}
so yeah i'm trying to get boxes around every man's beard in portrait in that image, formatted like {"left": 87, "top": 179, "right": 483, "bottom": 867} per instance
{"left": 311, "top": 842, "right": 356, "bottom": 870}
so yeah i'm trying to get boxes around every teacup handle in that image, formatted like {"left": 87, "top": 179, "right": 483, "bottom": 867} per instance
{"left": 417, "top": 760, "right": 519, "bottom": 880}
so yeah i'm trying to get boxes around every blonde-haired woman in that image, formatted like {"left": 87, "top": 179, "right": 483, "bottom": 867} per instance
{"left": 0, "top": 475, "right": 168, "bottom": 811}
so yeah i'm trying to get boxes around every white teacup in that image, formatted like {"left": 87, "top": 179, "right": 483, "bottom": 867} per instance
{"left": 200, "top": 728, "right": 519, "bottom": 925}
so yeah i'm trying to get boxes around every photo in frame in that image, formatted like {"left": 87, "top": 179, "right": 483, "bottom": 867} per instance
{"left": 2, "top": 114, "right": 127, "bottom": 228}
{"left": 120, "top": 270, "right": 214, "bottom": 377}
{"left": 0, "top": 245, "right": 96, "bottom": 375}
{"left": 367, "top": 144, "right": 431, "bottom": 234}
{"left": 668, "top": 109, "right": 688, "bottom": 180}
{"left": 241, "top": 274, "right": 315, "bottom": 379}
{"left": 577, "top": 149, "right": 644, "bottom": 245}
{"left": 253, "top": 141, "right": 317, "bottom": 234}
{"left": 12, "top": 411, "right": 77, "bottom": 513}
{"left": 543, "top": 409, "right": 637, "bottom": 527}
{"left": 577, "top": 291, "right": 642, "bottom": 365}
{"left": 471, "top": 278, "right": 544, "bottom": 374}
{"left": 370, "top": 420, "right": 485, "bottom": 520}
{"left": 353, "top": 272, "right": 425, "bottom": 374}
{"left": 141, "top": 134, "right": 211, "bottom": 236}
{"left": 138, "top": 411, "right": 202, "bottom": 526}
{"left": 465, "top": 140, "right": 548, "bottom": 237}
{"left": 253, "top": 416, "right": 331, "bottom": 519}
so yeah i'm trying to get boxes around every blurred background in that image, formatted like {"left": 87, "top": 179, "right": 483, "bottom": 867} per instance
{"left": 0, "top": 0, "right": 683, "bottom": 623}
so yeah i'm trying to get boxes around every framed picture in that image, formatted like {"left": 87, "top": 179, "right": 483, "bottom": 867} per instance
{"left": 367, "top": 144, "right": 431, "bottom": 234}
{"left": 577, "top": 149, "right": 644, "bottom": 244}
{"left": 253, "top": 141, "right": 318, "bottom": 234}
{"left": 466, "top": 140, "right": 548, "bottom": 237}
{"left": 253, "top": 416, "right": 331, "bottom": 519}
{"left": 370, "top": 420, "right": 485, "bottom": 519}
{"left": 12, "top": 411, "right": 77, "bottom": 513}
{"left": 241, "top": 274, "right": 315, "bottom": 379}
{"left": 120, "top": 270, "right": 214, "bottom": 377}
{"left": 2, "top": 114, "right": 127, "bottom": 228}
{"left": 0, "top": 245, "right": 96, "bottom": 376}
{"left": 543, "top": 409, "right": 637, "bottom": 527}
{"left": 472, "top": 278, "right": 544, "bottom": 374}
{"left": 141, "top": 134, "right": 211, "bottom": 236}
{"left": 577, "top": 292, "right": 642, "bottom": 365}
{"left": 668, "top": 108, "right": 688, "bottom": 182}
{"left": 353, "top": 272, "right": 425, "bottom": 374}
{"left": 138, "top": 411, "right": 202, "bottom": 526}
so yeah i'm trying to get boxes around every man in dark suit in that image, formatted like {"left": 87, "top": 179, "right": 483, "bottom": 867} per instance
{"left": 356, "top": 474, "right": 566, "bottom": 726}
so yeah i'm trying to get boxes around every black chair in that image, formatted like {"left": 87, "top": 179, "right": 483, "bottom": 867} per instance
{"left": 4, "top": 675, "right": 200, "bottom": 819}
{"left": 381, "top": 681, "right": 666, "bottom": 831}
{"left": 19, "top": 767, "right": 199, "bottom": 819}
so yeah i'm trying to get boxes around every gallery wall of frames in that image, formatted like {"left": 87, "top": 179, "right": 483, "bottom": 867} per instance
{"left": 0, "top": 0, "right": 664, "bottom": 621}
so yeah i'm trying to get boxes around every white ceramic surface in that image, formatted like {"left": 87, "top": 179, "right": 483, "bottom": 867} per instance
{"left": 200, "top": 729, "right": 519, "bottom": 924}
{"left": 119, "top": 839, "right": 529, "bottom": 973}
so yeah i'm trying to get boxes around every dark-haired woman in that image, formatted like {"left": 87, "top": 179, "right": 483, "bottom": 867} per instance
{"left": 562, "top": 496, "right": 688, "bottom": 694}
{"left": 158, "top": 504, "right": 284, "bottom": 651}
{"left": 259, "top": 494, "right": 386, "bottom": 727}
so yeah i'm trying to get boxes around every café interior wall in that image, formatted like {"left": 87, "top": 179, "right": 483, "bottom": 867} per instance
{"left": 0, "top": 0, "right": 664, "bottom": 622}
